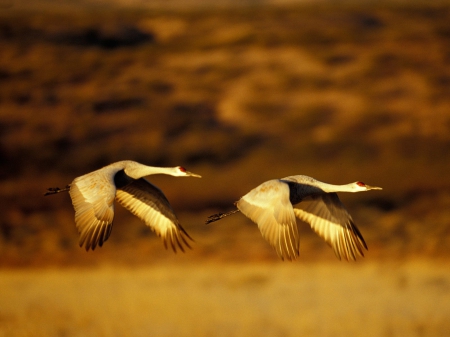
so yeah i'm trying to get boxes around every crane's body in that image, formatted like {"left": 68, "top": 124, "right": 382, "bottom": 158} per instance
{"left": 206, "top": 175, "right": 382, "bottom": 261}
{"left": 45, "top": 160, "right": 201, "bottom": 252}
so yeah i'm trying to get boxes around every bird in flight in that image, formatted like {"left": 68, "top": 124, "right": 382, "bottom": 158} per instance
{"left": 206, "top": 175, "right": 382, "bottom": 261}
{"left": 45, "top": 160, "right": 201, "bottom": 252}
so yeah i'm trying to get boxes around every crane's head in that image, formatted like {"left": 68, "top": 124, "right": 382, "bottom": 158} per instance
{"left": 174, "top": 166, "right": 202, "bottom": 178}
{"left": 353, "top": 181, "right": 382, "bottom": 191}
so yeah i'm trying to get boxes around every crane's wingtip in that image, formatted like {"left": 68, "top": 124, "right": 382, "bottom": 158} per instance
{"left": 278, "top": 254, "right": 298, "bottom": 262}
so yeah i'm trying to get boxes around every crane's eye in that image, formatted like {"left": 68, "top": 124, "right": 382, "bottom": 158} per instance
{"left": 356, "top": 181, "right": 366, "bottom": 187}
{"left": 179, "top": 167, "right": 186, "bottom": 172}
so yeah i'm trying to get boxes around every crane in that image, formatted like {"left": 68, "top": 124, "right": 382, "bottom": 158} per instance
{"left": 206, "top": 175, "right": 382, "bottom": 261}
{"left": 45, "top": 160, "right": 201, "bottom": 252}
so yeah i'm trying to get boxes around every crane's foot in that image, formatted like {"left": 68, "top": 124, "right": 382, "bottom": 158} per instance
{"left": 205, "top": 209, "right": 240, "bottom": 224}
{"left": 44, "top": 185, "right": 70, "bottom": 196}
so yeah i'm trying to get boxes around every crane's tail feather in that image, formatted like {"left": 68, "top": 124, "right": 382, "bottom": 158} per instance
{"left": 44, "top": 185, "right": 70, "bottom": 196}
{"left": 205, "top": 209, "right": 240, "bottom": 224}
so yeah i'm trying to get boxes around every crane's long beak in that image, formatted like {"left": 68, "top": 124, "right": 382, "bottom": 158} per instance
{"left": 187, "top": 171, "right": 202, "bottom": 178}
{"left": 367, "top": 185, "right": 382, "bottom": 190}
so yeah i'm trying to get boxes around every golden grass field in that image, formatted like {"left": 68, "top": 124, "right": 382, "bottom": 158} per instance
{"left": 1, "top": 0, "right": 450, "bottom": 336}
{"left": 1, "top": 261, "right": 450, "bottom": 337}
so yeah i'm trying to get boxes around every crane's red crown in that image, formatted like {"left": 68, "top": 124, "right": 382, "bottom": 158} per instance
{"left": 179, "top": 166, "right": 187, "bottom": 173}
{"left": 356, "top": 181, "right": 366, "bottom": 187}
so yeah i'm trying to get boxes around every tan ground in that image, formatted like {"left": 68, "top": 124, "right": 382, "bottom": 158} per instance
{"left": 1, "top": 260, "right": 449, "bottom": 337}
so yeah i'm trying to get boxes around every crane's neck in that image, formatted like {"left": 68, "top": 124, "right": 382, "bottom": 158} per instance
{"left": 318, "top": 182, "right": 358, "bottom": 193}
{"left": 123, "top": 162, "right": 178, "bottom": 179}
{"left": 288, "top": 181, "right": 359, "bottom": 205}
{"left": 283, "top": 176, "right": 360, "bottom": 194}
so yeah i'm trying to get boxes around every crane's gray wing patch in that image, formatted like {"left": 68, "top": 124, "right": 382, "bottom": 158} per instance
{"left": 69, "top": 169, "right": 116, "bottom": 251}
{"left": 237, "top": 179, "right": 299, "bottom": 261}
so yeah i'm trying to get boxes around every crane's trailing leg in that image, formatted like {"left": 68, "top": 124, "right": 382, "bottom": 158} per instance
{"left": 206, "top": 209, "right": 240, "bottom": 224}
{"left": 44, "top": 185, "right": 70, "bottom": 196}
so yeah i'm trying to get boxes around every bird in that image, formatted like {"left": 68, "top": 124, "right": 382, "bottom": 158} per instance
{"left": 45, "top": 160, "right": 201, "bottom": 252}
{"left": 206, "top": 175, "right": 382, "bottom": 261}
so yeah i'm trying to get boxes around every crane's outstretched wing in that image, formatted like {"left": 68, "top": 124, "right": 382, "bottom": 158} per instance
{"left": 292, "top": 193, "right": 367, "bottom": 261}
{"left": 237, "top": 179, "right": 299, "bottom": 261}
{"left": 115, "top": 178, "right": 192, "bottom": 252}
{"left": 69, "top": 170, "right": 116, "bottom": 251}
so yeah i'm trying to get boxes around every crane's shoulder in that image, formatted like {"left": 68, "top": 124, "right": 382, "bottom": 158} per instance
{"left": 248, "top": 179, "right": 289, "bottom": 193}
{"left": 239, "top": 179, "right": 290, "bottom": 205}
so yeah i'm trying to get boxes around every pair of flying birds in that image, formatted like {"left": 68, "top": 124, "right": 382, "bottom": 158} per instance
{"left": 45, "top": 160, "right": 382, "bottom": 261}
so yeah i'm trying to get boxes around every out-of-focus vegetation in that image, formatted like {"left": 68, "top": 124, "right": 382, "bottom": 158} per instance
{"left": 1, "top": 1, "right": 450, "bottom": 266}
{"left": 2, "top": 261, "right": 450, "bottom": 337}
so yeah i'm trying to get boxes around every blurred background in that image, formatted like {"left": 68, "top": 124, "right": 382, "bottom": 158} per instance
{"left": 1, "top": 0, "right": 450, "bottom": 336}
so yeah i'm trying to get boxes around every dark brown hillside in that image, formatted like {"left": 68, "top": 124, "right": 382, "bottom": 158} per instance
{"left": 1, "top": 2, "right": 450, "bottom": 266}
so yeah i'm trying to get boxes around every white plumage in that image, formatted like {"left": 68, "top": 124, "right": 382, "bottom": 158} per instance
{"left": 45, "top": 160, "right": 201, "bottom": 252}
{"left": 206, "top": 175, "right": 382, "bottom": 261}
